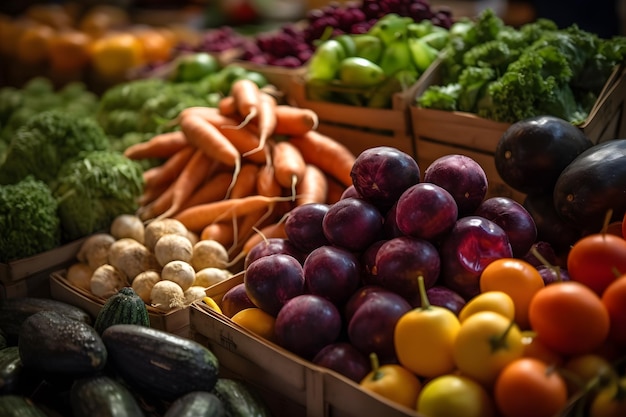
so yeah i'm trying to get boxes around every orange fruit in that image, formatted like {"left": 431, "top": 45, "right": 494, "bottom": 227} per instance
{"left": 47, "top": 29, "right": 92, "bottom": 72}
{"left": 230, "top": 307, "right": 276, "bottom": 342}
{"left": 16, "top": 23, "right": 54, "bottom": 64}
{"left": 90, "top": 32, "right": 145, "bottom": 80}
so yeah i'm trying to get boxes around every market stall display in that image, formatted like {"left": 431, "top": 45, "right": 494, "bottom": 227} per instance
{"left": 0, "top": 0, "right": 625, "bottom": 416}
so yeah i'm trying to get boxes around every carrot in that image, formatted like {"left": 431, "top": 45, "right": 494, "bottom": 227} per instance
{"left": 229, "top": 78, "right": 261, "bottom": 128}
{"left": 295, "top": 164, "right": 328, "bottom": 206}
{"left": 241, "top": 221, "right": 288, "bottom": 256}
{"left": 217, "top": 95, "right": 237, "bottom": 117}
{"left": 272, "top": 105, "right": 319, "bottom": 136}
{"left": 272, "top": 140, "right": 307, "bottom": 199}
{"left": 180, "top": 170, "right": 234, "bottom": 210}
{"left": 229, "top": 163, "right": 260, "bottom": 199}
{"left": 137, "top": 183, "right": 174, "bottom": 221}
{"left": 289, "top": 130, "right": 356, "bottom": 188}
{"left": 141, "top": 144, "right": 196, "bottom": 190}
{"left": 158, "top": 149, "right": 216, "bottom": 219}
{"left": 183, "top": 107, "right": 267, "bottom": 165}
{"left": 124, "top": 130, "right": 188, "bottom": 160}
{"left": 242, "top": 92, "right": 277, "bottom": 158}
{"left": 228, "top": 208, "right": 274, "bottom": 255}
{"left": 138, "top": 181, "right": 170, "bottom": 207}
{"left": 178, "top": 111, "right": 241, "bottom": 198}
{"left": 200, "top": 221, "right": 236, "bottom": 248}
{"left": 325, "top": 173, "right": 347, "bottom": 204}
{"left": 173, "top": 195, "right": 292, "bottom": 233}
{"left": 256, "top": 163, "right": 284, "bottom": 197}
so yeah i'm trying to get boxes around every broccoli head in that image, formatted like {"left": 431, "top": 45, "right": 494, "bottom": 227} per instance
{"left": 53, "top": 150, "right": 144, "bottom": 242}
{"left": 0, "top": 176, "right": 61, "bottom": 262}
{"left": 0, "top": 110, "right": 110, "bottom": 185}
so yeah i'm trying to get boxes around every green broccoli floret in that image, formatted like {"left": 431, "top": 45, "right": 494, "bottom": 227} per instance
{"left": 416, "top": 83, "right": 462, "bottom": 111}
{"left": 0, "top": 87, "right": 24, "bottom": 130}
{"left": 0, "top": 110, "right": 110, "bottom": 186}
{"left": 0, "top": 176, "right": 61, "bottom": 262}
{"left": 98, "top": 78, "right": 169, "bottom": 113}
{"left": 53, "top": 150, "right": 144, "bottom": 241}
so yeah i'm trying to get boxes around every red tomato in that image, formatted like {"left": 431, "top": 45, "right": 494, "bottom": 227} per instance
{"left": 566, "top": 233, "right": 626, "bottom": 296}
{"left": 601, "top": 274, "right": 626, "bottom": 348}
{"left": 528, "top": 281, "right": 610, "bottom": 356}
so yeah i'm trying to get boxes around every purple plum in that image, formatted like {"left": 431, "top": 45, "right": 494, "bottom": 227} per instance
{"left": 244, "top": 253, "right": 305, "bottom": 316}
{"left": 423, "top": 154, "right": 488, "bottom": 216}
{"left": 322, "top": 197, "right": 384, "bottom": 252}
{"left": 274, "top": 294, "right": 342, "bottom": 360}
{"left": 395, "top": 182, "right": 458, "bottom": 241}
{"left": 303, "top": 245, "right": 362, "bottom": 306}
{"left": 350, "top": 146, "right": 421, "bottom": 211}
{"left": 474, "top": 196, "right": 537, "bottom": 258}
{"left": 284, "top": 203, "right": 331, "bottom": 253}
{"left": 312, "top": 342, "right": 370, "bottom": 382}
{"left": 221, "top": 283, "right": 256, "bottom": 318}
{"left": 440, "top": 216, "right": 513, "bottom": 300}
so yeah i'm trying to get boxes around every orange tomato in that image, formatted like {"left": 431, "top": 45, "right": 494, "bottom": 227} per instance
{"left": 479, "top": 258, "right": 545, "bottom": 329}
{"left": 16, "top": 23, "right": 54, "bottom": 64}
{"left": 601, "top": 274, "right": 626, "bottom": 348}
{"left": 494, "top": 357, "right": 568, "bottom": 417}
{"left": 458, "top": 291, "right": 516, "bottom": 323}
{"left": 133, "top": 28, "right": 174, "bottom": 63}
{"left": 47, "top": 29, "right": 92, "bottom": 72}
{"left": 528, "top": 281, "right": 610, "bottom": 356}
{"left": 567, "top": 233, "right": 626, "bottom": 296}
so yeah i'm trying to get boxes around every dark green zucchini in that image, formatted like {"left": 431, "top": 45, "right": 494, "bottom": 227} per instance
{"left": 93, "top": 287, "right": 150, "bottom": 335}
{"left": 553, "top": 139, "right": 626, "bottom": 232}
{"left": 0, "top": 395, "right": 48, "bottom": 417}
{"left": 163, "top": 391, "right": 225, "bottom": 417}
{"left": 0, "top": 346, "right": 24, "bottom": 394}
{"left": 70, "top": 374, "right": 145, "bottom": 417}
{"left": 17, "top": 310, "right": 107, "bottom": 376}
{"left": 101, "top": 324, "right": 219, "bottom": 402}
{"left": 0, "top": 297, "right": 92, "bottom": 341}
{"left": 212, "top": 378, "right": 273, "bottom": 417}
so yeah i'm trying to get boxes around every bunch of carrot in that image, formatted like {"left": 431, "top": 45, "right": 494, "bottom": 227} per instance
{"left": 124, "top": 78, "right": 357, "bottom": 259}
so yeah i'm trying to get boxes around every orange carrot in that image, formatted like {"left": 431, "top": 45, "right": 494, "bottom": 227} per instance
{"left": 272, "top": 140, "right": 307, "bottom": 198}
{"left": 241, "top": 221, "right": 288, "bottom": 256}
{"left": 229, "top": 208, "right": 274, "bottom": 255}
{"left": 178, "top": 111, "right": 241, "bottom": 198}
{"left": 137, "top": 183, "right": 174, "bottom": 221}
{"left": 141, "top": 144, "right": 195, "bottom": 190}
{"left": 200, "top": 221, "right": 236, "bottom": 248}
{"left": 242, "top": 92, "right": 277, "bottom": 158}
{"left": 158, "top": 149, "right": 216, "bottom": 219}
{"left": 173, "top": 195, "right": 291, "bottom": 233}
{"left": 272, "top": 105, "right": 319, "bottom": 136}
{"left": 183, "top": 107, "right": 267, "bottom": 165}
{"left": 180, "top": 170, "right": 234, "bottom": 210}
{"left": 124, "top": 131, "right": 188, "bottom": 160}
{"left": 217, "top": 95, "right": 237, "bottom": 117}
{"left": 229, "top": 163, "right": 260, "bottom": 199}
{"left": 138, "top": 181, "right": 170, "bottom": 207}
{"left": 325, "top": 173, "right": 347, "bottom": 204}
{"left": 256, "top": 163, "right": 284, "bottom": 197}
{"left": 295, "top": 164, "right": 328, "bottom": 206}
{"left": 229, "top": 78, "right": 260, "bottom": 127}
{"left": 289, "top": 130, "right": 356, "bottom": 188}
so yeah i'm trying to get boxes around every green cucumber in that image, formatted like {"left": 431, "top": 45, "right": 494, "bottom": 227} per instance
{"left": 17, "top": 311, "right": 107, "bottom": 376}
{"left": 102, "top": 324, "right": 219, "bottom": 402}
{"left": 0, "top": 297, "right": 92, "bottom": 341}
{"left": 164, "top": 391, "right": 225, "bottom": 417}
{"left": 212, "top": 378, "right": 273, "bottom": 417}
{"left": 70, "top": 374, "right": 145, "bottom": 417}
{"left": 0, "top": 395, "right": 48, "bottom": 417}
{"left": 93, "top": 287, "right": 150, "bottom": 334}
